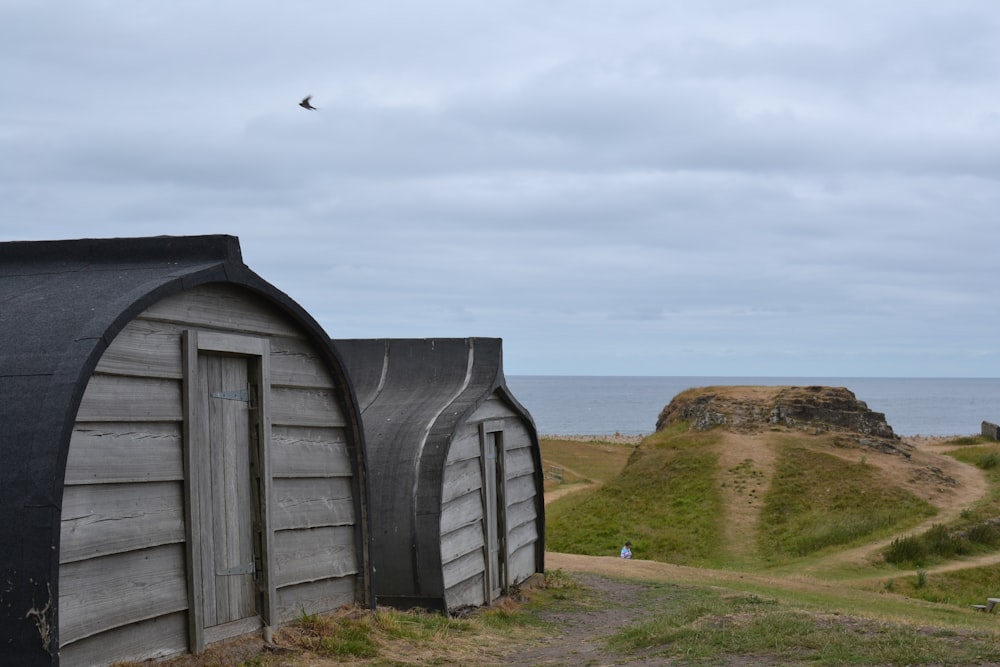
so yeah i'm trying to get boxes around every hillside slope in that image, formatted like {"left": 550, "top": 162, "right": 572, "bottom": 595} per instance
{"left": 546, "top": 386, "right": 990, "bottom": 573}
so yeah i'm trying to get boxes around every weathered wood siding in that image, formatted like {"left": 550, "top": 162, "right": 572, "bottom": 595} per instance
{"left": 440, "top": 394, "right": 541, "bottom": 610}
{"left": 59, "top": 284, "right": 360, "bottom": 666}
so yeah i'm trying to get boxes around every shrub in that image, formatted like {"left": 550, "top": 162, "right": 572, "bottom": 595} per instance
{"left": 882, "top": 522, "right": 994, "bottom": 566}
{"left": 884, "top": 535, "right": 926, "bottom": 565}
{"left": 923, "top": 524, "right": 970, "bottom": 558}
{"left": 966, "top": 522, "right": 1000, "bottom": 548}
{"left": 977, "top": 451, "right": 1000, "bottom": 470}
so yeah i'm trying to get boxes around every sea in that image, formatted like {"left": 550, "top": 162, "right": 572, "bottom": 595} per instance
{"left": 505, "top": 376, "right": 1000, "bottom": 438}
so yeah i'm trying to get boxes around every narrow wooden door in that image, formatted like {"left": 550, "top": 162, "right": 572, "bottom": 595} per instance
{"left": 482, "top": 430, "right": 508, "bottom": 602}
{"left": 198, "top": 353, "right": 257, "bottom": 629}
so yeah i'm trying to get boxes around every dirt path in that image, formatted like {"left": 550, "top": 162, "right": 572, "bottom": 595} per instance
{"left": 496, "top": 572, "right": 674, "bottom": 667}
{"left": 544, "top": 460, "right": 601, "bottom": 504}
{"left": 544, "top": 481, "right": 596, "bottom": 504}
{"left": 715, "top": 432, "right": 776, "bottom": 564}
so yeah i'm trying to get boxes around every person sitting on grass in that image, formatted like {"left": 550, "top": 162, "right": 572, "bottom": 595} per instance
{"left": 620, "top": 541, "right": 632, "bottom": 559}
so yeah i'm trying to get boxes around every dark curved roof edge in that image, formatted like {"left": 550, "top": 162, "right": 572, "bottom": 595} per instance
{"left": 0, "top": 234, "right": 371, "bottom": 661}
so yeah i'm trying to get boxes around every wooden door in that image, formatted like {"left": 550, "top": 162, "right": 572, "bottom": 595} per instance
{"left": 482, "top": 429, "right": 508, "bottom": 602}
{"left": 198, "top": 353, "right": 257, "bottom": 630}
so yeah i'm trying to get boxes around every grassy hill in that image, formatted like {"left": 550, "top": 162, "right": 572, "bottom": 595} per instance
{"left": 542, "top": 386, "right": 1000, "bottom": 610}
{"left": 545, "top": 426, "right": 939, "bottom": 568}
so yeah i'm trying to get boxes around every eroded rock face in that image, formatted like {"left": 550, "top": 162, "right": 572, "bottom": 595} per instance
{"left": 656, "top": 385, "right": 898, "bottom": 440}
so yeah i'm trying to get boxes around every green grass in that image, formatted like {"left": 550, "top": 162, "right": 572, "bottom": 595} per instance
{"left": 758, "top": 446, "right": 937, "bottom": 562}
{"left": 317, "top": 617, "right": 378, "bottom": 658}
{"left": 885, "top": 563, "right": 1000, "bottom": 607}
{"left": 539, "top": 437, "right": 633, "bottom": 483}
{"left": 949, "top": 444, "right": 1000, "bottom": 525}
{"left": 373, "top": 608, "right": 473, "bottom": 641}
{"left": 608, "top": 584, "right": 1000, "bottom": 666}
{"left": 545, "top": 428, "right": 723, "bottom": 564}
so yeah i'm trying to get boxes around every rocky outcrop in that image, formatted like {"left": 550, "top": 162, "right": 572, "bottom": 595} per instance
{"left": 656, "top": 385, "right": 898, "bottom": 440}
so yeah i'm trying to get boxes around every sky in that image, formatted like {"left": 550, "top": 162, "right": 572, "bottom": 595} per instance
{"left": 2, "top": 2, "right": 999, "bottom": 377}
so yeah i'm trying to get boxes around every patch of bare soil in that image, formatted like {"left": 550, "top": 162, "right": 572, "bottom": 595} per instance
{"left": 716, "top": 432, "right": 776, "bottom": 564}
{"left": 544, "top": 480, "right": 597, "bottom": 504}
{"left": 497, "top": 572, "right": 674, "bottom": 667}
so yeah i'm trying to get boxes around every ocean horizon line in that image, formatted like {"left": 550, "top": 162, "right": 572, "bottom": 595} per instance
{"left": 506, "top": 376, "right": 1000, "bottom": 438}
{"left": 508, "top": 374, "right": 1000, "bottom": 380}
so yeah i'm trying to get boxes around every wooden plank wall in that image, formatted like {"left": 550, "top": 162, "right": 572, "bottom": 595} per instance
{"left": 59, "top": 284, "right": 360, "bottom": 666}
{"left": 440, "top": 394, "right": 541, "bottom": 611}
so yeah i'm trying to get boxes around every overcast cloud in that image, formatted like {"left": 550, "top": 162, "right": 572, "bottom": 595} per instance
{"left": 2, "top": 1, "right": 998, "bottom": 376}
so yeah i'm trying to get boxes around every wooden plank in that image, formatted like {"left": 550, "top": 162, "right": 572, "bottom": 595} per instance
{"left": 60, "top": 481, "right": 185, "bottom": 563}
{"left": 181, "top": 329, "right": 206, "bottom": 653}
{"left": 77, "top": 375, "right": 183, "bottom": 422}
{"left": 65, "top": 423, "right": 183, "bottom": 484}
{"left": 504, "top": 447, "right": 535, "bottom": 480}
{"left": 195, "top": 355, "right": 218, "bottom": 629}
{"left": 446, "top": 429, "right": 480, "bottom": 465}
{"left": 140, "top": 283, "right": 304, "bottom": 337}
{"left": 445, "top": 572, "right": 486, "bottom": 611}
{"left": 507, "top": 543, "right": 539, "bottom": 587}
{"left": 470, "top": 395, "right": 517, "bottom": 421}
{"left": 202, "top": 616, "right": 262, "bottom": 646}
{"left": 276, "top": 577, "right": 357, "bottom": 623}
{"left": 506, "top": 519, "right": 538, "bottom": 556}
{"left": 273, "top": 526, "right": 359, "bottom": 587}
{"left": 481, "top": 419, "right": 504, "bottom": 433}
{"left": 273, "top": 477, "right": 356, "bottom": 531}
{"left": 95, "top": 320, "right": 183, "bottom": 379}
{"left": 59, "top": 610, "right": 189, "bottom": 666}
{"left": 506, "top": 497, "right": 538, "bottom": 534}
{"left": 59, "top": 544, "right": 188, "bottom": 645}
{"left": 255, "top": 345, "right": 279, "bottom": 629}
{"left": 505, "top": 475, "right": 538, "bottom": 506}
{"left": 442, "top": 548, "right": 486, "bottom": 591}
{"left": 269, "top": 336, "right": 337, "bottom": 388}
{"left": 441, "top": 522, "right": 485, "bottom": 565}
{"left": 440, "top": 489, "right": 483, "bottom": 535}
{"left": 271, "top": 426, "right": 352, "bottom": 478}
{"left": 441, "top": 457, "right": 483, "bottom": 504}
{"left": 196, "top": 330, "right": 269, "bottom": 356}
{"left": 271, "top": 386, "right": 346, "bottom": 428}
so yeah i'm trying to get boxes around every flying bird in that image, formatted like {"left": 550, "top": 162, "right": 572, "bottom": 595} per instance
{"left": 299, "top": 95, "right": 317, "bottom": 110}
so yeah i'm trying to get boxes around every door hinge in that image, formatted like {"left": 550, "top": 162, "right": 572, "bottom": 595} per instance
{"left": 211, "top": 387, "right": 250, "bottom": 402}
{"left": 218, "top": 561, "right": 255, "bottom": 576}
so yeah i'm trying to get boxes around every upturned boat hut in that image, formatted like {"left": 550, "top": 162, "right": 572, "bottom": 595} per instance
{"left": 333, "top": 338, "right": 544, "bottom": 613}
{"left": 0, "top": 235, "right": 372, "bottom": 666}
